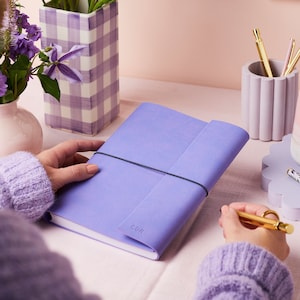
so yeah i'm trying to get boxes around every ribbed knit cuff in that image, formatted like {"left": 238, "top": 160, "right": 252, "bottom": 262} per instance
{"left": 194, "top": 242, "right": 293, "bottom": 300}
{"left": 0, "top": 151, "right": 54, "bottom": 222}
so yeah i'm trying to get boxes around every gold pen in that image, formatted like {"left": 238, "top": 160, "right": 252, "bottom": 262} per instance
{"left": 237, "top": 211, "right": 294, "bottom": 234}
{"left": 284, "top": 48, "right": 300, "bottom": 76}
{"left": 253, "top": 28, "right": 273, "bottom": 77}
{"left": 288, "top": 39, "right": 296, "bottom": 66}
{"left": 281, "top": 38, "right": 295, "bottom": 76}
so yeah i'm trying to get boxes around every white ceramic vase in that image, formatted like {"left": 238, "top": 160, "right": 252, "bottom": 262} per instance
{"left": 0, "top": 101, "right": 43, "bottom": 157}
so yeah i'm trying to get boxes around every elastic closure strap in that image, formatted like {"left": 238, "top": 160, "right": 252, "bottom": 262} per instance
{"left": 95, "top": 151, "right": 209, "bottom": 197}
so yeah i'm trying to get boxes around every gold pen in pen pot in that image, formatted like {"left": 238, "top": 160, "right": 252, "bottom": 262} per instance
{"left": 284, "top": 48, "right": 300, "bottom": 76}
{"left": 252, "top": 29, "right": 300, "bottom": 77}
{"left": 242, "top": 29, "right": 299, "bottom": 142}
{"left": 237, "top": 211, "right": 294, "bottom": 234}
{"left": 253, "top": 28, "right": 273, "bottom": 77}
{"left": 281, "top": 38, "right": 295, "bottom": 76}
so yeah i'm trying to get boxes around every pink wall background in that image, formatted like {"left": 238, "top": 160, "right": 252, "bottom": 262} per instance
{"left": 27, "top": 0, "right": 300, "bottom": 90}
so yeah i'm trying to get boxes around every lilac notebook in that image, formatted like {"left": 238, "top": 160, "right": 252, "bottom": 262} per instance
{"left": 50, "top": 103, "right": 249, "bottom": 260}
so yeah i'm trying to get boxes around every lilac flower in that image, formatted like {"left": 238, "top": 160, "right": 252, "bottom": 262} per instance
{"left": 10, "top": 33, "right": 40, "bottom": 60}
{"left": 16, "top": 10, "right": 30, "bottom": 29}
{"left": 8, "top": 9, "right": 41, "bottom": 60}
{"left": 44, "top": 44, "right": 86, "bottom": 83}
{"left": 0, "top": 3, "right": 85, "bottom": 103}
{"left": 0, "top": 72, "right": 8, "bottom": 97}
{"left": 26, "top": 24, "right": 42, "bottom": 42}
{"left": 15, "top": 10, "right": 42, "bottom": 41}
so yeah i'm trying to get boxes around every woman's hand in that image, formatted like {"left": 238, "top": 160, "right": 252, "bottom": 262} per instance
{"left": 37, "top": 139, "right": 104, "bottom": 192}
{"left": 219, "top": 202, "right": 290, "bottom": 261}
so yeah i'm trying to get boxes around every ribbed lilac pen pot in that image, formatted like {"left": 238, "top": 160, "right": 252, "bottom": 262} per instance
{"left": 39, "top": 1, "right": 119, "bottom": 135}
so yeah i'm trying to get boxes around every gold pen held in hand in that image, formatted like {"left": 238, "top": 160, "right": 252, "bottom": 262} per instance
{"left": 237, "top": 211, "right": 294, "bottom": 234}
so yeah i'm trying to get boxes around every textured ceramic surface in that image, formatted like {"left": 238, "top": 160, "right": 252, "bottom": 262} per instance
{"left": 0, "top": 101, "right": 43, "bottom": 157}
{"left": 241, "top": 60, "right": 298, "bottom": 141}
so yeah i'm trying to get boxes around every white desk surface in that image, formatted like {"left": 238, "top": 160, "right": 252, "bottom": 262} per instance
{"left": 20, "top": 77, "right": 300, "bottom": 300}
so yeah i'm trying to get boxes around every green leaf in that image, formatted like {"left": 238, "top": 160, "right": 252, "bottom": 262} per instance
{"left": 37, "top": 73, "right": 61, "bottom": 101}
{"left": 88, "top": 0, "right": 116, "bottom": 13}
{"left": 89, "top": 0, "right": 115, "bottom": 13}
{"left": 6, "top": 55, "right": 30, "bottom": 99}
{"left": 39, "top": 51, "right": 50, "bottom": 63}
{"left": 43, "top": 0, "right": 79, "bottom": 12}
{"left": 43, "top": 0, "right": 115, "bottom": 13}
{"left": 0, "top": 90, "right": 15, "bottom": 104}
{"left": 10, "top": 55, "right": 30, "bottom": 71}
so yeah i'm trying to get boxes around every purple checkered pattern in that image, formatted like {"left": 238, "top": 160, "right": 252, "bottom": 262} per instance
{"left": 39, "top": 2, "right": 119, "bottom": 135}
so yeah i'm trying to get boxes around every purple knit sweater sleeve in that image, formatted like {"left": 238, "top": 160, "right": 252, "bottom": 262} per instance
{"left": 0, "top": 151, "right": 54, "bottom": 222}
{"left": 194, "top": 242, "right": 293, "bottom": 299}
{"left": 0, "top": 209, "right": 100, "bottom": 299}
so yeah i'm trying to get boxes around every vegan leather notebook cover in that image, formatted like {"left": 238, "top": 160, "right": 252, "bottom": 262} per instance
{"left": 49, "top": 103, "right": 249, "bottom": 260}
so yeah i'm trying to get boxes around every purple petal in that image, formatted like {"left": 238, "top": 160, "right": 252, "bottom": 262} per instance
{"left": 0, "top": 72, "right": 8, "bottom": 97}
{"left": 44, "top": 65, "right": 56, "bottom": 79}
{"left": 57, "top": 64, "right": 82, "bottom": 82}
{"left": 50, "top": 47, "right": 58, "bottom": 62}
{"left": 59, "top": 45, "right": 87, "bottom": 62}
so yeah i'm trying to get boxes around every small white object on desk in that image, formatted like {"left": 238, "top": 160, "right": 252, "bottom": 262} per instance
{"left": 262, "top": 134, "right": 300, "bottom": 221}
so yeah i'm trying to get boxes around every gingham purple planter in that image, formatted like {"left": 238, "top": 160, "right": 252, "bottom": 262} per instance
{"left": 39, "top": 2, "right": 119, "bottom": 135}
